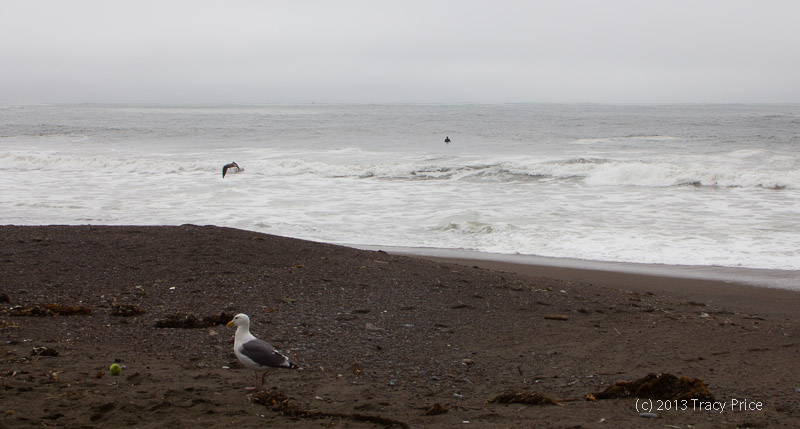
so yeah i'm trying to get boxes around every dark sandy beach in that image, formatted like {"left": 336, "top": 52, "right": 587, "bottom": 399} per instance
{"left": 1, "top": 225, "right": 799, "bottom": 428}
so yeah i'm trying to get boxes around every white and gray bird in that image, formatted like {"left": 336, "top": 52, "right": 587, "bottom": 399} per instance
{"left": 226, "top": 313, "right": 297, "bottom": 390}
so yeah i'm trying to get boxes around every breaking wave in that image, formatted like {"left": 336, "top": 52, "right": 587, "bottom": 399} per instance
{"left": 268, "top": 156, "right": 796, "bottom": 189}
{"left": 436, "top": 220, "right": 519, "bottom": 235}
{"left": 0, "top": 152, "right": 216, "bottom": 175}
{"left": 1, "top": 151, "right": 796, "bottom": 189}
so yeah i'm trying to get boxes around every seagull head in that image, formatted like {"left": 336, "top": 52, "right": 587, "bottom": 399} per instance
{"left": 226, "top": 313, "right": 250, "bottom": 328}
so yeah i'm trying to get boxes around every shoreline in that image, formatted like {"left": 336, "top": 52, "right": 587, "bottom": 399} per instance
{"left": 361, "top": 246, "right": 800, "bottom": 317}
{"left": 404, "top": 251, "right": 800, "bottom": 318}
{"left": 355, "top": 244, "right": 800, "bottom": 289}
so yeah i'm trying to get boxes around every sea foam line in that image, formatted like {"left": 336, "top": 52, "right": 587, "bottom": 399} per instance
{"left": 1, "top": 150, "right": 797, "bottom": 189}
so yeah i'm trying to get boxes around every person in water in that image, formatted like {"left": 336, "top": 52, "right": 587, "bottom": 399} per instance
{"left": 444, "top": 136, "right": 451, "bottom": 143}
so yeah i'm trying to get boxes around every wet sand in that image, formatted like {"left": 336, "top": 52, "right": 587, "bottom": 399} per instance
{"left": 1, "top": 225, "right": 799, "bottom": 428}
{"left": 412, "top": 253, "right": 800, "bottom": 318}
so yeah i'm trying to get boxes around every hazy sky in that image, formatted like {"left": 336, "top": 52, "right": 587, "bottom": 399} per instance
{"left": 3, "top": 0, "right": 799, "bottom": 104}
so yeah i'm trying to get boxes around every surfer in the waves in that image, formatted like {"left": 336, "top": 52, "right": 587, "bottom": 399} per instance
{"left": 222, "top": 162, "right": 241, "bottom": 178}
{"left": 444, "top": 136, "right": 451, "bottom": 143}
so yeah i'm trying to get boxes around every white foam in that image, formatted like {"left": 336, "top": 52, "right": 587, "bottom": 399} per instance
{"left": 3, "top": 148, "right": 795, "bottom": 190}
{"left": 571, "top": 135, "right": 680, "bottom": 145}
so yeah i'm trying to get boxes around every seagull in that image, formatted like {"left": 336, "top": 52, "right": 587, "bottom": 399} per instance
{"left": 227, "top": 313, "right": 297, "bottom": 390}
{"left": 222, "top": 162, "right": 240, "bottom": 178}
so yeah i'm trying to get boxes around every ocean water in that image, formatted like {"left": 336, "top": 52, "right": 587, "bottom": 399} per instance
{"left": 2, "top": 103, "right": 799, "bottom": 278}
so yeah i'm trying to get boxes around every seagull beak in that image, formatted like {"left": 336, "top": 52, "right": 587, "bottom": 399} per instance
{"left": 226, "top": 321, "right": 234, "bottom": 327}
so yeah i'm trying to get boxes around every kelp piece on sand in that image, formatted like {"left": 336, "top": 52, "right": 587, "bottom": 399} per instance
{"left": 489, "top": 391, "right": 559, "bottom": 405}
{"left": 11, "top": 304, "right": 92, "bottom": 317}
{"left": 595, "top": 373, "right": 713, "bottom": 401}
{"left": 252, "top": 389, "right": 410, "bottom": 429}
{"left": 154, "top": 312, "right": 233, "bottom": 329}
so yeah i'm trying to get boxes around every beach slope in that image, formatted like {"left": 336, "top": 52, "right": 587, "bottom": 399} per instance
{"left": 1, "top": 225, "right": 798, "bottom": 428}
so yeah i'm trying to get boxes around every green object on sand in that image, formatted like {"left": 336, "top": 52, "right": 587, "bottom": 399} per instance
{"left": 109, "top": 363, "right": 121, "bottom": 375}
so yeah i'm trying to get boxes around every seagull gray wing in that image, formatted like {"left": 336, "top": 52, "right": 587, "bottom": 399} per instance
{"left": 239, "top": 338, "right": 295, "bottom": 369}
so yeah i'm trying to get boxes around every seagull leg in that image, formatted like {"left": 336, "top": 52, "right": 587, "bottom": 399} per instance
{"left": 243, "top": 370, "right": 258, "bottom": 391}
{"left": 261, "top": 371, "right": 268, "bottom": 387}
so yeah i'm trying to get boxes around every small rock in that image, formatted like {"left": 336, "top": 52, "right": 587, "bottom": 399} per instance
{"left": 110, "top": 303, "right": 145, "bottom": 317}
{"left": 639, "top": 412, "right": 658, "bottom": 419}
{"left": 462, "top": 359, "right": 475, "bottom": 365}
{"left": 422, "top": 403, "right": 449, "bottom": 416}
{"left": 365, "top": 323, "right": 383, "bottom": 331}
{"left": 699, "top": 312, "right": 710, "bottom": 318}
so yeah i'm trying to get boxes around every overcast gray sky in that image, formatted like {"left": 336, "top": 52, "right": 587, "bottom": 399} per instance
{"left": 2, "top": 0, "right": 799, "bottom": 104}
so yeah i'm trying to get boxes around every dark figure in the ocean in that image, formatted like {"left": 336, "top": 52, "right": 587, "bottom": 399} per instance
{"left": 222, "top": 162, "right": 240, "bottom": 178}
{"left": 444, "top": 136, "right": 451, "bottom": 143}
